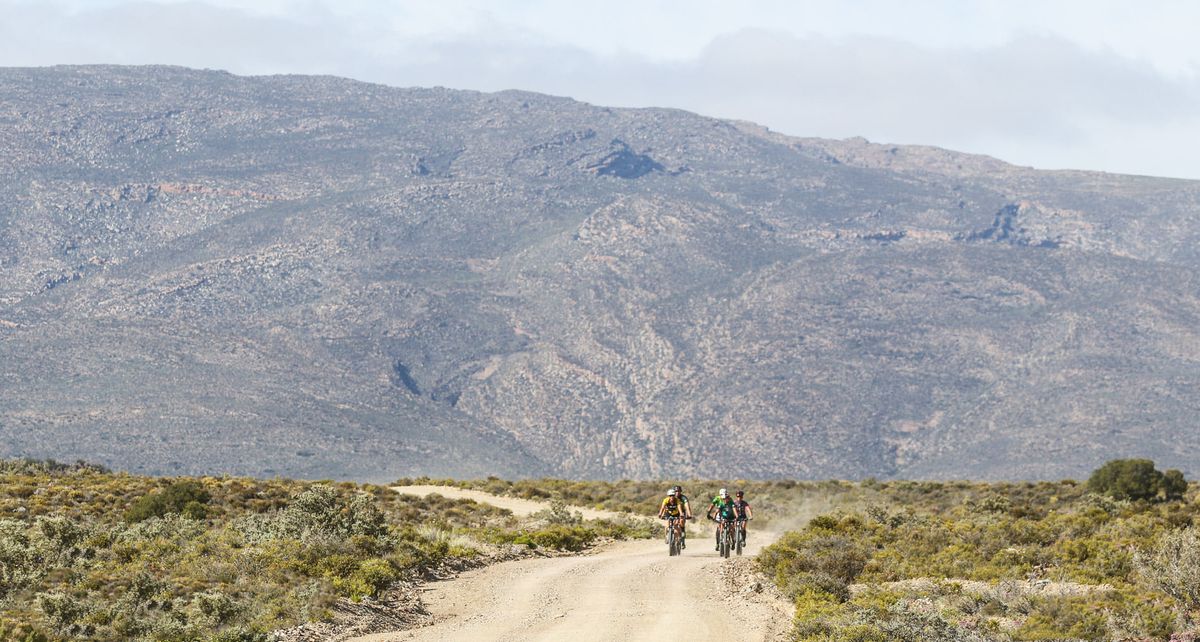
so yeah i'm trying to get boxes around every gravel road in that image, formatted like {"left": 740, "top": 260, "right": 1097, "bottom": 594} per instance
{"left": 349, "top": 486, "right": 792, "bottom": 642}
{"left": 388, "top": 485, "right": 631, "bottom": 521}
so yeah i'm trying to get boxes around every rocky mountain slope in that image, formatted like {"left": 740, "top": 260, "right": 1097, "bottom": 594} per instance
{"left": 2, "top": 65, "right": 1199, "bottom": 481}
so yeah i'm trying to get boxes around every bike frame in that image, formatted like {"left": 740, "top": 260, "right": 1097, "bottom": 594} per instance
{"left": 664, "top": 515, "right": 685, "bottom": 555}
{"left": 717, "top": 517, "right": 736, "bottom": 556}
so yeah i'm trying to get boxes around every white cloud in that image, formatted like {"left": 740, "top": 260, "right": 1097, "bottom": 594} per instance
{"left": 2, "top": 0, "right": 1199, "bottom": 178}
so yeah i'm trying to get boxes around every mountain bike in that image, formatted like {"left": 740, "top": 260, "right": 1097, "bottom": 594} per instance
{"left": 663, "top": 515, "right": 684, "bottom": 556}
{"left": 735, "top": 518, "right": 748, "bottom": 556}
{"left": 717, "top": 518, "right": 735, "bottom": 558}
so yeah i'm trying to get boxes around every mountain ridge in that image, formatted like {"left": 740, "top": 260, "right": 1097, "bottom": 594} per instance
{"left": 2, "top": 65, "right": 1199, "bottom": 481}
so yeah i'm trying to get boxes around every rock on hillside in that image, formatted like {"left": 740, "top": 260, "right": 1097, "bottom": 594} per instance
{"left": 2, "top": 66, "right": 1199, "bottom": 480}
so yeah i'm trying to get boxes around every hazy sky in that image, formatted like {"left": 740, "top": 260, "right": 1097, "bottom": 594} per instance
{"left": 3, "top": 0, "right": 1199, "bottom": 178}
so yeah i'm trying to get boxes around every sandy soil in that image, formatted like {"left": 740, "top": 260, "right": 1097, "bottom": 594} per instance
{"left": 389, "top": 485, "right": 631, "bottom": 521}
{"left": 350, "top": 487, "right": 793, "bottom": 642}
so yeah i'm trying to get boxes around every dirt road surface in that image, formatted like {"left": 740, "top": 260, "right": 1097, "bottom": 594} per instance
{"left": 351, "top": 486, "right": 794, "bottom": 642}
{"left": 389, "top": 485, "right": 630, "bottom": 521}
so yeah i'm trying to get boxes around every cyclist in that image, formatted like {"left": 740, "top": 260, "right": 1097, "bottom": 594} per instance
{"left": 711, "top": 492, "right": 739, "bottom": 551}
{"left": 658, "top": 489, "right": 686, "bottom": 546}
{"left": 670, "top": 485, "right": 693, "bottom": 548}
{"left": 707, "top": 488, "right": 730, "bottom": 550}
{"left": 732, "top": 490, "right": 753, "bottom": 545}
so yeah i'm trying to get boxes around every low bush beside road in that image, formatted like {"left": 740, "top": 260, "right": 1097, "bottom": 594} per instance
{"left": 0, "top": 460, "right": 652, "bottom": 642}
{"left": 759, "top": 463, "right": 1199, "bottom": 641}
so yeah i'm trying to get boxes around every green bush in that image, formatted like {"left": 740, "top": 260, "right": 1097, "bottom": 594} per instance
{"left": 125, "top": 480, "right": 212, "bottom": 522}
{"left": 513, "top": 525, "right": 597, "bottom": 551}
{"left": 274, "top": 485, "right": 388, "bottom": 542}
{"left": 1135, "top": 527, "right": 1200, "bottom": 623}
{"left": 35, "top": 591, "right": 89, "bottom": 632}
{"left": 187, "top": 589, "right": 243, "bottom": 626}
{"left": 0, "top": 520, "right": 40, "bottom": 598}
{"left": 332, "top": 558, "right": 399, "bottom": 601}
{"left": 0, "top": 619, "right": 52, "bottom": 642}
{"left": 1, "top": 465, "right": 500, "bottom": 641}
{"left": 1087, "top": 459, "right": 1187, "bottom": 502}
{"left": 1162, "top": 469, "right": 1189, "bottom": 501}
{"left": 535, "top": 499, "right": 583, "bottom": 526}
{"left": 858, "top": 598, "right": 995, "bottom": 642}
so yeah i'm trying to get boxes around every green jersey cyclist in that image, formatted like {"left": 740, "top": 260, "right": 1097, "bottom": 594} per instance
{"left": 707, "top": 488, "right": 734, "bottom": 550}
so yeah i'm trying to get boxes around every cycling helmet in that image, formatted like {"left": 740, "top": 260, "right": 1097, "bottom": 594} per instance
{"left": 672, "top": 485, "right": 682, "bottom": 494}
{"left": 719, "top": 488, "right": 728, "bottom": 498}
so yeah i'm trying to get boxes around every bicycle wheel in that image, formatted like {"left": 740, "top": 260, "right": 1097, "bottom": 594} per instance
{"left": 667, "top": 524, "right": 677, "bottom": 556}
{"left": 736, "top": 524, "right": 743, "bottom": 556}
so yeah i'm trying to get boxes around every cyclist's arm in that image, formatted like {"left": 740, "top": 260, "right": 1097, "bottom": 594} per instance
{"left": 745, "top": 503, "right": 753, "bottom": 519}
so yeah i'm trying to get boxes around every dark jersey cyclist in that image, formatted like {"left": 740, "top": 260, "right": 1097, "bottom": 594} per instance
{"left": 732, "top": 490, "right": 753, "bottom": 543}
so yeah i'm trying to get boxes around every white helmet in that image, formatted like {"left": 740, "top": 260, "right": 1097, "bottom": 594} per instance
{"left": 719, "top": 488, "right": 728, "bottom": 498}
{"left": 667, "top": 490, "right": 675, "bottom": 497}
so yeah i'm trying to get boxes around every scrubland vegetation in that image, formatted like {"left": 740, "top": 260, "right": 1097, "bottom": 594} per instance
{"left": 757, "top": 460, "right": 1198, "bottom": 641}
{"left": 0, "top": 460, "right": 653, "bottom": 642}
{"left": 422, "top": 463, "right": 1200, "bottom": 640}
{"left": 6, "top": 458, "right": 1197, "bottom": 641}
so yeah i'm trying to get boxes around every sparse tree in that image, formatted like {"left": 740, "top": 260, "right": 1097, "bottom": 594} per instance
{"left": 1087, "top": 459, "right": 1187, "bottom": 502}
{"left": 125, "top": 480, "right": 211, "bottom": 522}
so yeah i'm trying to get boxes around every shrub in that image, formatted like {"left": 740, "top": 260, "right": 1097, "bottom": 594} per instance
{"left": 210, "top": 628, "right": 269, "bottom": 642}
{"left": 856, "top": 597, "right": 996, "bottom": 642}
{"left": 1087, "top": 459, "right": 1187, "bottom": 502}
{"left": 760, "top": 527, "right": 873, "bottom": 606}
{"left": 188, "top": 589, "right": 244, "bottom": 626}
{"left": 535, "top": 499, "right": 583, "bottom": 526}
{"left": 1135, "top": 527, "right": 1200, "bottom": 622}
{"left": 275, "top": 485, "right": 388, "bottom": 542}
{"left": 118, "top": 512, "right": 207, "bottom": 543}
{"left": 0, "top": 459, "right": 109, "bottom": 475}
{"left": 0, "top": 520, "right": 41, "bottom": 598}
{"left": 332, "top": 558, "right": 399, "bottom": 601}
{"left": 35, "top": 591, "right": 89, "bottom": 632}
{"left": 125, "top": 480, "right": 212, "bottom": 522}
{"left": 1163, "top": 469, "right": 1190, "bottom": 502}
{"left": 0, "top": 619, "right": 52, "bottom": 642}
{"left": 513, "top": 525, "right": 597, "bottom": 551}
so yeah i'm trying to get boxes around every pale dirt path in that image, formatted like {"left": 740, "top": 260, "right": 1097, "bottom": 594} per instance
{"left": 390, "top": 485, "right": 631, "bottom": 521}
{"left": 351, "top": 487, "right": 793, "bottom": 642}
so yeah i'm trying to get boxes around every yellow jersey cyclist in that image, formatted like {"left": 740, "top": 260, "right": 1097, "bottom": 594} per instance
{"left": 657, "top": 485, "right": 694, "bottom": 548}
